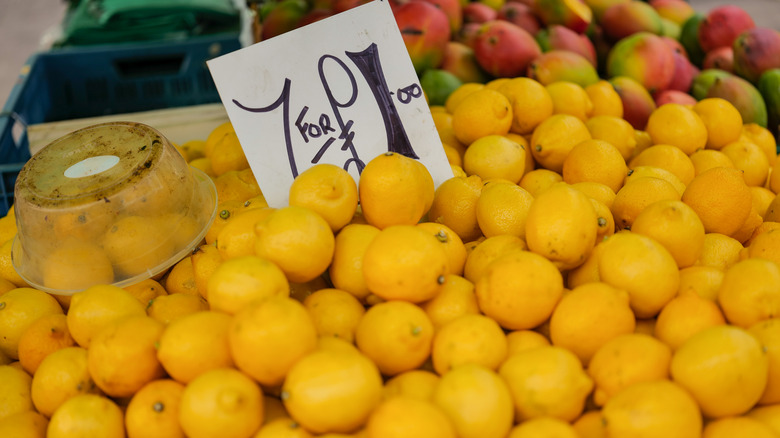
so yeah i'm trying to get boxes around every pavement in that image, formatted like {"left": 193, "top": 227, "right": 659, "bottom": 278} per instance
{"left": 1, "top": 0, "right": 780, "bottom": 110}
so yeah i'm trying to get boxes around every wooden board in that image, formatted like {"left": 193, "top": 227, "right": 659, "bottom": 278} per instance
{"left": 27, "top": 103, "right": 230, "bottom": 156}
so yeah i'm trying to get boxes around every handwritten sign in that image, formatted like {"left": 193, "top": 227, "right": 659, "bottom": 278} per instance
{"left": 207, "top": 0, "right": 453, "bottom": 207}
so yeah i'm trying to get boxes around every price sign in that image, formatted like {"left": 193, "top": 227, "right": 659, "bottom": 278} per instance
{"left": 207, "top": 0, "right": 453, "bottom": 207}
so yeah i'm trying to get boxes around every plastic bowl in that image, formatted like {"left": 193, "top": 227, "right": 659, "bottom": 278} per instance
{"left": 11, "top": 121, "right": 217, "bottom": 295}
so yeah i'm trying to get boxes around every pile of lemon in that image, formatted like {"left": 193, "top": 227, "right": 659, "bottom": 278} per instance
{"left": 2, "top": 76, "right": 780, "bottom": 438}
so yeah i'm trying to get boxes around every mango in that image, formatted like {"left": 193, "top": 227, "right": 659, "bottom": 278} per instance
{"left": 260, "top": 0, "right": 309, "bottom": 41}
{"left": 600, "top": 1, "right": 663, "bottom": 42}
{"left": 440, "top": 41, "right": 491, "bottom": 84}
{"left": 679, "top": 13, "right": 706, "bottom": 67}
{"left": 702, "top": 46, "right": 734, "bottom": 73}
{"left": 394, "top": 1, "right": 452, "bottom": 75}
{"left": 609, "top": 76, "right": 657, "bottom": 129}
{"left": 697, "top": 5, "right": 755, "bottom": 53}
{"left": 690, "top": 68, "right": 732, "bottom": 100}
{"left": 532, "top": 0, "right": 594, "bottom": 34}
{"left": 666, "top": 50, "right": 699, "bottom": 93}
{"left": 473, "top": 20, "right": 542, "bottom": 78}
{"left": 497, "top": 2, "right": 542, "bottom": 36}
{"left": 757, "top": 68, "right": 780, "bottom": 137}
{"left": 706, "top": 74, "right": 769, "bottom": 128}
{"left": 536, "top": 25, "right": 598, "bottom": 66}
{"left": 649, "top": 0, "right": 695, "bottom": 26}
{"left": 527, "top": 50, "right": 600, "bottom": 87}
{"left": 583, "top": 0, "right": 629, "bottom": 23}
{"left": 606, "top": 32, "right": 675, "bottom": 94}
{"left": 733, "top": 27, "right": 780, "bottom": 84}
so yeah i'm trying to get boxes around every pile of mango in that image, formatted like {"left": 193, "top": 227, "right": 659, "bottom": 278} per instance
{"left": 259, "top": 0, "right": 780, "bottom": 137}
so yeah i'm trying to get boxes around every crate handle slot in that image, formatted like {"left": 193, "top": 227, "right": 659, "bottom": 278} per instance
{"left": 113, "top": 54, "right": 187, "bottom": 79}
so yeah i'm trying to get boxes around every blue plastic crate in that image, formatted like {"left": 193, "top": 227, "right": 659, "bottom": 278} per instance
{"left": 0, "top": 33, "right": 241, "bottom": 216}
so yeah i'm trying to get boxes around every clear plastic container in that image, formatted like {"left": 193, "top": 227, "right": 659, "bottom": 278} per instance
{"left": 12, "top": 121, "right": 217, "bottom": 295}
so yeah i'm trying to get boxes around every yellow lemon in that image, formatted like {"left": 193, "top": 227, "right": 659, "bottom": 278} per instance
{"left": 216, "top": 207, "right": 275, "bottom": 260}
{"left": 550, "top": 282, "right": 636, "bottom": 365}
{"left": 431, "top": 313, "right": 507, "bottom": 374}
{"left": 475, "top": 249, "right": 563, "bottom": 330}
{"left": 631, "top": 199, "right": 706, "bottom": 268}
{"left": 519, "top": 168, "right": 564, "bottom": 197}
{"left": 382, "top": 370, "right": 439, "bottom": 402}
{"left": 499, "top": 346, "right": 593, "bottom": 422}
{"left": 718, "top": 258, "right": 780, "bottom": 328}
{"left": 597, "top": 231, "right": 679, "bottom": 318}
{"left": 254, "top": 206, "right": 335, "bottom": 283}
{"left": 462, "top": 234, "right": 526, "bottom": 283}
{"left": 444, "top": 82, "right": 485, "bottom": 114}
{"left": 525, "top": 183, "right": 598, "bottom": 270}
{"left": 530, "top": 114, "right": 592, "bottom": 174}
{"left": 629, "top": 144, "right": 696, "bottom": 185}
{"left": 30, "top": 347, "right": 99, "bottom": 418}
{"left": 66, "top": 284, "right": 145, "bottom": 348}
{"left": 654, "top": 291, "right": 726, "bottom": 350}
{"left": 0, "top": 365, "right": 32, "bottom": 421}
{"left": 355, "top": 300, "right": 433, "bottom": 376}
{"left": 507, "top": 417, "right": 579, "bottom": 438}
{"left": 670, "top": 325, "right": 769, "bottom": 418}
{"left": 206, "top": 255, "right": 289, "bottom": 315}
{"left": 451, "top": 89, "right": 513, "bottom": 145}
{"left": 146, "top": 293, "right": 208, "bottom": 325}
{"left": 125, "top": 379, "right": 185, "bottom": 438}
{"left": 432, "top": 364, "right": 514, "bottom": 438}
{"left": 692, "top": 97, "right": 743, "bottom": 150}
{"left": 677, "top": 265, "right": 724, "bottom": 301}
{"left": 0, "top": 287, "right": 62, "bottom": 359}
{"left": 505, "top": 330, "right": 550, "bottom": 356}
{"left": 281, "top": 341, "right": 382, "bottom": 434}
{"left": 230, "top": 296, "right": 318, "bottom": 387}
{"left": 328, "top": 224, "right": 381, "bottom": 302}
{"left": 0, "top": 411, "right": 48, "bottom": 438}
{"left": 362, "top": 225, "right": 448, "bottom": 303}
{"left": 303, "top": 288, "right": 365, "bottom": 342}
{"left": 703, "top": 416, "right": 777, "bottom": 438}
{"left": 463, "top": 135, "right": 526, "bottom": 183}
{"left": 585, "top": 79, "right": 624, "bottom": 118}
{"left": 475, "top": 180, "right": 534, "bottom": 239}
{"left": 41, "top": 239, "right": 114, "bottom": 292}
{"left": 689, "top": 149, "right": 736, "bottom": 176}
{"left": 721, "top": 139, "right": 771, "bottom": 187}
{"left": 546, "top": 81, "right": 593, "bottom": 121}
{"left": 562, "top": 139, "right": 628, "bottom": 193}
{"left": 365, "top": 397, "right": 456, "bottom": 438}
{"left": 87, "top": 315, "right": 165, "bottom": 398}
{"left": 179, "top": 368, "right": 264, "bottom": 438}
{"left": 46, "top": 394, "right": 124, "bottom": 438}
{"left": 17, "top": 313, "right": 74, "bottom": 375}
{"left": 156, "top": 311, "right": 234, "bottom": 384}
{"left": 586, "top": 115, "right": 637, "bottom": 161}
{"left": 749, "top": 318, "right": 780, "bottom": 405}
{"left": 289, "top": 163, "right": 358, "bottom": 232}
{"left": 101, "top": 215, "right": 175, "bottom": 278}
{"left": 427, "top": 175, "right": 483, "bottom": 242}
{"left": 357, "top": 152, "right": 434, "bottom": 229}
{"left": 416, "top": 222, "right": 468, "bottom": 276}
{"left": 497, "top": 77, "right": 554, "bottom": 135}
{"left": 611, "top": 176, "right": 681, "bottom": 230}
{"left": 601, "top": 380, "right": 702, "bottom": 438}
{"left": 587, "top": 333, "right": 672, "bottom": 406}
{"left": 420, "top": 274, "right": 479, "bottom": 331}
{"left": 645, "top": 103, "right": 708, "bottom": 155}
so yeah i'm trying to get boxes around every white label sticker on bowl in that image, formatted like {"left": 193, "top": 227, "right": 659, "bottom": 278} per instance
{"left": 64, "top": 155, "right": 121, "bottom": 178}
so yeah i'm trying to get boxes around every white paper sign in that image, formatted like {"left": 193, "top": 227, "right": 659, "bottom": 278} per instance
{"left": 207, "top": 0, "right": 453, "bottom": 207}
